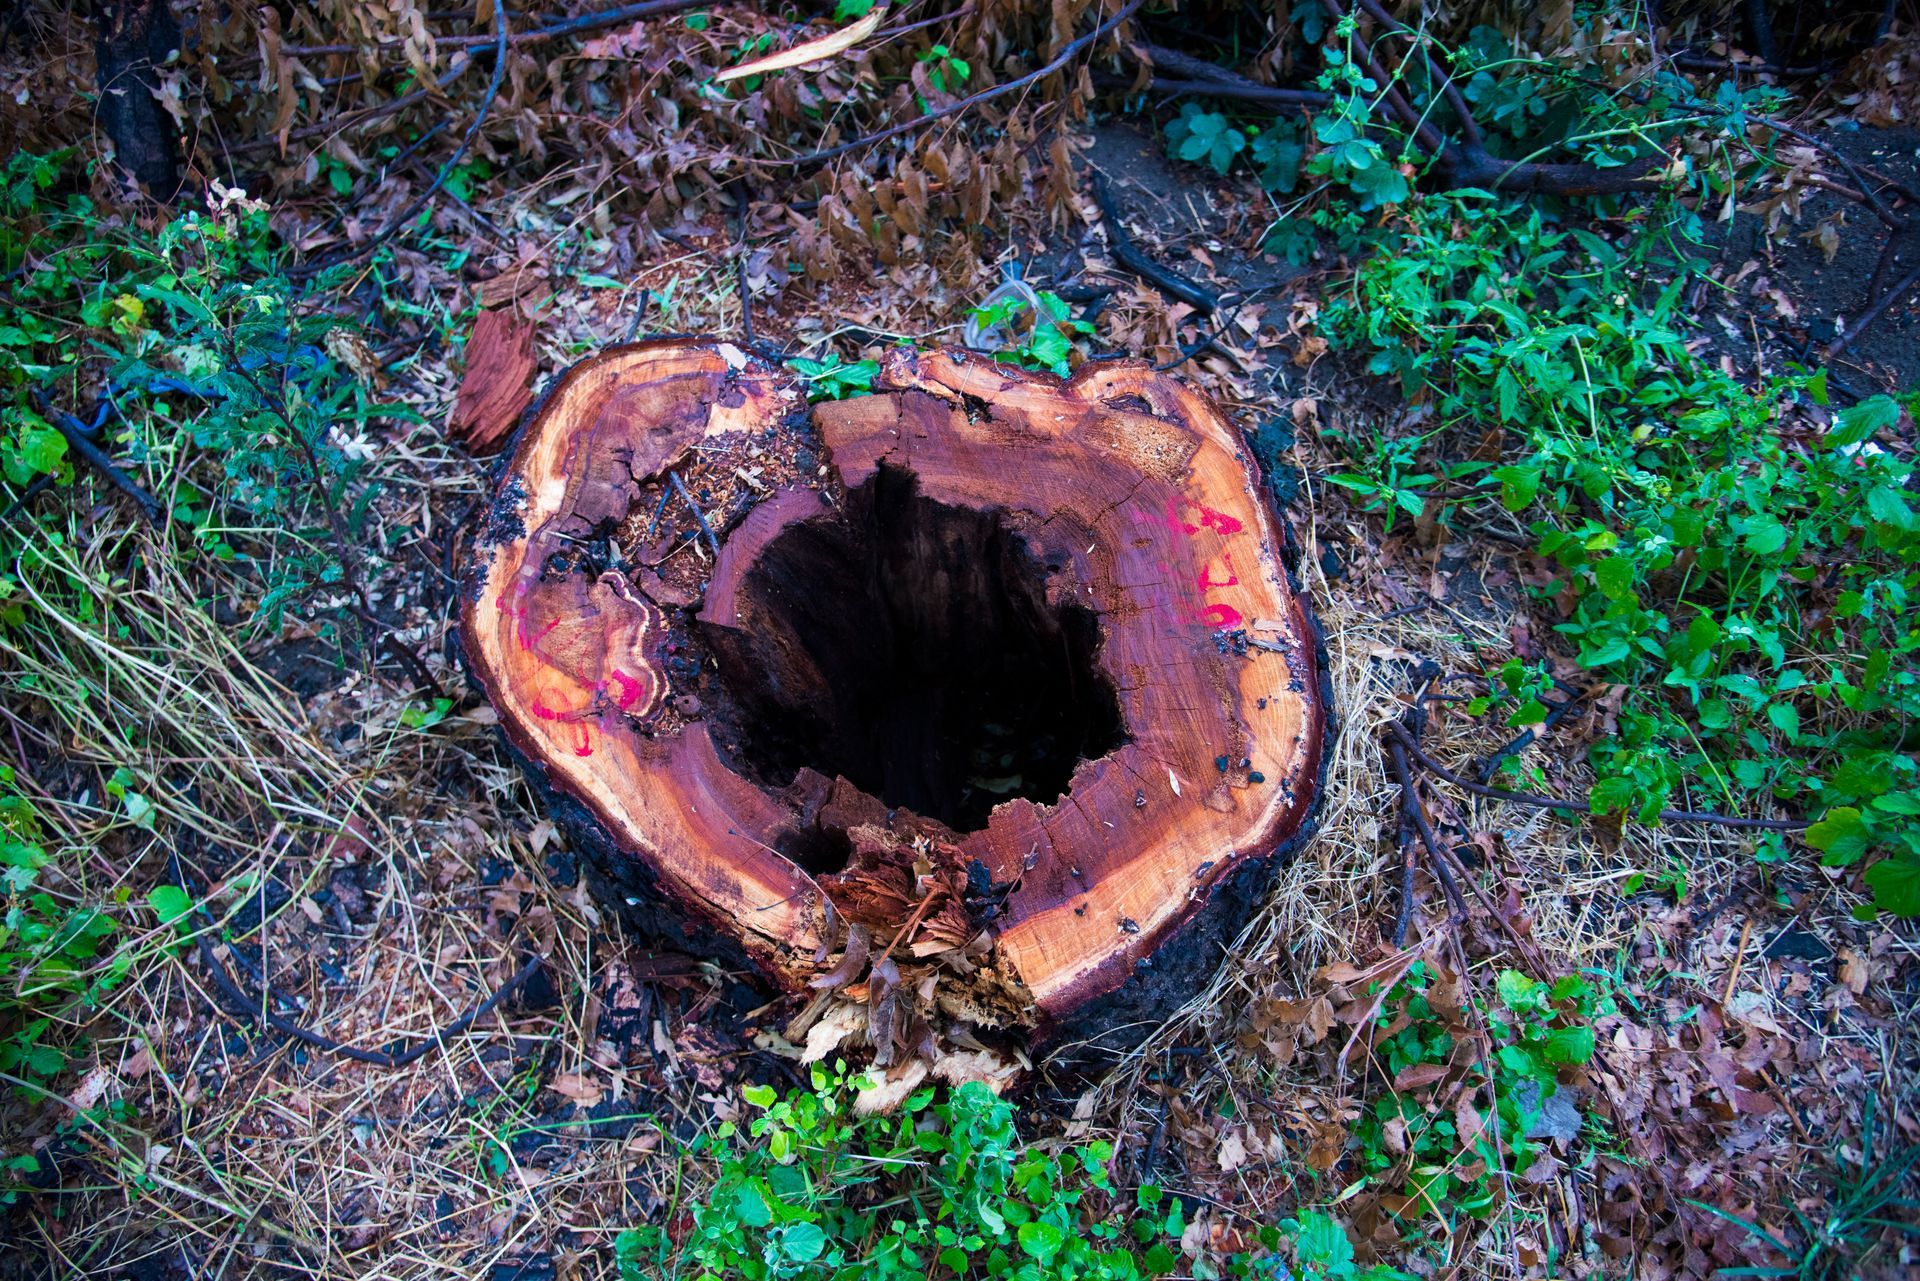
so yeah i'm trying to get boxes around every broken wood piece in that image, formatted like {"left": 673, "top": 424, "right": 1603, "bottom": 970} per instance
{"left": 460, "top": 339, "right": 1329, "bottom": 1059}
{"left": 449, "top": 306, "right": 539, "bottom": 454}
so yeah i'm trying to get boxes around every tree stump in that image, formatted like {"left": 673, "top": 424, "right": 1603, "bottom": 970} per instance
{"left": 461, "top": 339, "right": 1329, "bottom": 1060}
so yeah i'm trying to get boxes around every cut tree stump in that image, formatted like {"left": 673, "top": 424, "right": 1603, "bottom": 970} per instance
{"left": 460, "top": 339, "right": 1328, "bottom": 1060}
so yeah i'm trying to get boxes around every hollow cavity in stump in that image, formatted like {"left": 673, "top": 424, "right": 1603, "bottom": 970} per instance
{"left": 704, "top": 465, "right": 1128, "bottom": 838}
{"left": 460, "top": 340, "right": 1329, "bottom": 1064}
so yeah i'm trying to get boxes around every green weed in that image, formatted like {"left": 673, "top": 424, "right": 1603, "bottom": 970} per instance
{"left": 0, "top": 150, "right": 397, "bottom": 640}
{"left": 917, "top": 45, "right": 972, "bottom": 101}
{"left": 1317, "top": 190, "right": 1920, "bottom": 915}
{"left": 613, "top": 1069, "right": 1397, "bottom": 1281}
{"left": 787, "top": 352, "right": 882, "bottom": 401}
{"left": 968, "top": 289, "right": 1093, "bottom": 378}
{"left": 1350, "top": 962, "right": 1608, "bottom": 1232}
{"left": 1687, "top": 1095, "right": 1920, "bottom": 1279}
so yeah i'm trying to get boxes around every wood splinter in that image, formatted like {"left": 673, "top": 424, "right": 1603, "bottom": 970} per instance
{"left": 460, "top": 339, "right": 1329, "bottom": 1067}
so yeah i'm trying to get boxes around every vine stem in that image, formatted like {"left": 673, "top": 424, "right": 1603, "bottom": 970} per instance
{"left": 1383, "top": 719, "right": 1811, "bottom": 832}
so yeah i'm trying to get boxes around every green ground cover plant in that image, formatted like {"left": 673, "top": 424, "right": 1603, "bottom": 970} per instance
{"left": 615, "top": 1069, "right": 1407, "bottom": 1281}
{"left": 1318, "top": 193, "right": 1919, "bottom": 917}
{"left": 1157, "top": 12, "right": 1920, "bottom": 917}
{"left": 2, "top": 149, "right": 395, "bottom": 638}
{"left": 1349, "top": 961, "right": 1608, "bottom": 1239}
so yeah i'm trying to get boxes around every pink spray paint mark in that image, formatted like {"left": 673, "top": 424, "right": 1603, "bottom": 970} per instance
{"left": 1197, "top": 554, "right": 1240, "bottom": 592}
{"left": 1198, "top": 603, "right": 1244, "bottom": 629}
{"left": 606, "top": 668, "right": 646, "bottom": 710}
{"left": 1163, "top": 495, "right": 1245, "bottom": 538}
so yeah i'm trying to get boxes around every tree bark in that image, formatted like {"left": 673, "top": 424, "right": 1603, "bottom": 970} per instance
{"left": 460, "top": 340, "right": 1329, "bottom": 1061}
{"left": 96, "top": 0, "right": 181, "bottom": 197}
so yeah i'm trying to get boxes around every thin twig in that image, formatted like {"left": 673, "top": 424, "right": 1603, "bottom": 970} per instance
{"left": 1755, "top": 116, "right": 1913, "bottom": 229}
{"left": 769, "top": 0, "right": 1144, "bottom": 168}
{"left": 668, "top": 471, "right": 722, "bottom": 558}
{"left": 1384, "top": 719, "right": 1812, "bottom": 831}
{"left": 1474, "top": 684, "right": 1585, "bottom": 783}
{"left": 1826, "top": 261, "right": 1920, "bottom": 361}
{"left": 297, "top": 3, "right": 511, "bottom": 274}
{"left": 285, "top": 0, "right": 700, "bottom": 55}
{"left": 622, "top": 288, "right": 655, "bottom": 344}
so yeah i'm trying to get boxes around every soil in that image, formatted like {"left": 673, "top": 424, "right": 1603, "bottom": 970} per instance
{"left": 1712, "top": 124, "right": 1920, "bottom": 389}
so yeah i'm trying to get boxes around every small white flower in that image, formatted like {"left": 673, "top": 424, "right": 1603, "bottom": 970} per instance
{"left": 330, "top": 427, "right": 377, "bottom": 462}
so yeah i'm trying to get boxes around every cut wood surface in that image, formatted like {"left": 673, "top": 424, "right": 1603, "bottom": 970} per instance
{"left": 461, "top": 339, "right": 1328, "bottom": 1056}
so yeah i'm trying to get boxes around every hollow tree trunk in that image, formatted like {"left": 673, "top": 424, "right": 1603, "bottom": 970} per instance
{"left": 460, "top": 340, "right": 1329, "bottom": 1063}
{"left": 96, "top": 0, "right": 181, "bottom": 197}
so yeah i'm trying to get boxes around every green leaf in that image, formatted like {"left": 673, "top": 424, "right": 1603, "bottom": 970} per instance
{"left": 1017, "top": 1221, "right": 1064, "bottom": 1261}
{"left": 782, "top": 1222, "right": 827, "bottom": 1262}
{"left": 735, "top": 1183, "right": 772, "bottom": 1227}
{"left": 1863, "top": 856, "right": 1920, "bottom": 916}
{"left": 1826, "top": 394, "right": 1900, "bottom": 448}
{"left": 1496, "top": 970, "right": 1542, "bottom": 1013}
{"left": 1289, "top": 1211, "right": 1356, "bottom": 1274}
{"left": 1492, "top": 463, "right": 1539, "bottom": 510}
{"left": 1737, "top": 512, "right": 1787, "bottom": 555}
{"left": 14, "top": 425, "right": 68, "bottom": 478}
{"left": 147, "top": 884, "right": 193, "bottom": 926}
{"left": 1593, "top": 557, "right": 1635, "bottom": 602}
{"left": 1804, "top": 806, "right": 1871, "bottom": 866}
{"left": 1541, "top": 1025, "right": 1595, "bottom": 1065}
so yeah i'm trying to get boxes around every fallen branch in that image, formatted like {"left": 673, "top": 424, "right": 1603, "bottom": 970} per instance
{"left": 1384, "top": 719, "right": 1812, "bottom": 832}
{"left": 770, "top": 0, "right": 1144, "bottom": 168}
{"left": 199, "top": 937, "right": 544, "bottom": 1067}
{"left": 28, "top": 390, "right": 162, "bottom": 525}
{"left": 1090, "top": 172, "right": 1220, "bottom": 313}
{"left": 1140, "top": 43, "right": 1330, "bottom": 111}
{"left": 1826, "top": 260, "right": 1920, "bottom": 361}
